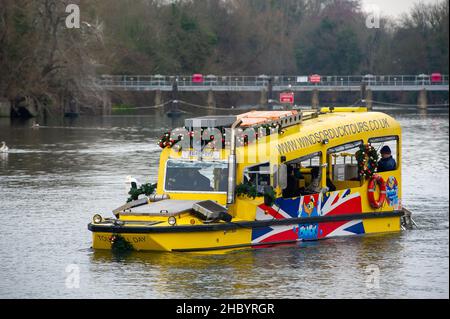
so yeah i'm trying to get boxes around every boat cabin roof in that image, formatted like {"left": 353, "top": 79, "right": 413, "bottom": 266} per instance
{"left": 174, "top": 107, "right": 401, "bottom": 164}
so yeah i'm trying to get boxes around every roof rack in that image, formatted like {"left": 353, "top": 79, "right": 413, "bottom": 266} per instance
{"left": 184, "top": 115, "right": 237, "bottom": 128}
{"left": 183, "top": 110, "right": 320, "bottom": 131}
{"left": 238, "top": 110, "right": 319, "bottom": 130}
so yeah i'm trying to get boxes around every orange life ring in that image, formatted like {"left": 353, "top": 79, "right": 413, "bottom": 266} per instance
{"left": 368, "top": 174, "right": 386, "bottom": 209}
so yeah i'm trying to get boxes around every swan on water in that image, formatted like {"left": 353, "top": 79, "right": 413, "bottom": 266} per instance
{"left": 0, "top": 141, "right": 9, "bottom": 153}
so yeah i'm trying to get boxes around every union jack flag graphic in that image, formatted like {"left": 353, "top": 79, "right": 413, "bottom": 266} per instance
{"left": 252, "top": 189, "right": 365, "bottom": 245}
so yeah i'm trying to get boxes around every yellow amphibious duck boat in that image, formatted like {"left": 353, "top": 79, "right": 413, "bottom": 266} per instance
{"left": 88, "top": 107, "right": 414, "bottom": 252}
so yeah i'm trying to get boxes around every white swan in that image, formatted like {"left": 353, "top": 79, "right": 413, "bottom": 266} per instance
{"left": 0, "top": 141, "right": 9, "bottom": 153}
{"left": 126, "top": 175, "right": 139, "bottom": 193}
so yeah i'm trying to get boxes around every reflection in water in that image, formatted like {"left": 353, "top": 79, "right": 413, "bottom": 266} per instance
{"left": 417, "top": 108, "right": 428, "bottom": 117}
{"left": 0, "top": 108, "right": 448, "bottom": 298}
{"left": 91, "top": 249, "right": 257, "bottom": 298}
{"left": 0, "top": 153, "right": 8, "bottom": 169}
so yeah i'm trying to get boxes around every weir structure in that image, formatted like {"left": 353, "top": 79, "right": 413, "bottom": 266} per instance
{"left": 98, "top": 74, "right": 449, "bottom": 112}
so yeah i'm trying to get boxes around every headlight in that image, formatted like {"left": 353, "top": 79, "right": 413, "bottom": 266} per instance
{"left": 93, "top": 214, "right": 103, "bottom": 224}
{"left": 168, "top": 216, "right": 177, "bottom": 226}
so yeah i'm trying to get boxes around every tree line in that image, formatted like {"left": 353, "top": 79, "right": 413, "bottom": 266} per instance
{"left": 0, "top": 0, "right": 448, "bottom": 114}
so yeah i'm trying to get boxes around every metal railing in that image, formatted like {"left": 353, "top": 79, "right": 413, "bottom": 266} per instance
{"left": 97, "top": 74, "right": 449, "bottom": 91}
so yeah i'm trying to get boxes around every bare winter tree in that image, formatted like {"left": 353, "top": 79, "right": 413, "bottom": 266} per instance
{"left": 0, "top": 0, "right": 107, "bottom": 115}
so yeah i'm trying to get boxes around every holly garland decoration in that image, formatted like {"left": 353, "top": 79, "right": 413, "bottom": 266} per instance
{"left": 235, "top": 183, "right": 276, "bottom": 206}
{"left": 263, "top": 187, "right": 276, "bottom": 206}
{"left": 158, "top": 131, "right": 170, "bottom": 148}
{"left": 236, "top": 134, "right": 250, "bottom": 147}
{"left": 259, "top": 123, "right": 284, "bottom": 135}
{"left": 158, "top": 131, "right": 182, "bottom": 149}
{"left": 159, "top": 129, "right": 226, "bottom": 150}
{"left": 158, "top": 123, "right": 285, "bottom": 151}
{"left": 109, "top": 234, "right": 134, "bottom": 252}
{"left": 202, "top": 133, "right": 224, "bottom": 151}
{"left": 236, "top": 182, "right": 259, "bottom": 199}
{"left": 188, "top": 130, "right": 202, "bottom": 149}
{"left": 236, "top": 123, "right": 284, "bottom": 147}
{"left": 127, "top": 182, "right": 157, "bottom": 202}
{"left": 355, "top": 143, "right": 379, "bottom": 179}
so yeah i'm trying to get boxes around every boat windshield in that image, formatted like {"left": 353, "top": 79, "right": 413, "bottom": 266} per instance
{"left": 164, "top": 159, "right": 228, "bottom": 193}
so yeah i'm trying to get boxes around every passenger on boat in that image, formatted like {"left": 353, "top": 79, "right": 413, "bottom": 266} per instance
{"left": 303, "top": 167, "right": 322, "bottom": 194}
{"left": 300, "top": 167, "right": 336, "bottom": 195}
{"left": 377, "top": 146, "right": 396, "bottom": 172}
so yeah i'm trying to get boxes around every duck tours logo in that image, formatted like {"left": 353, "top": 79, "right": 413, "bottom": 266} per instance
{"left": 386, "top": 176, "right": 400, "bottom": 208}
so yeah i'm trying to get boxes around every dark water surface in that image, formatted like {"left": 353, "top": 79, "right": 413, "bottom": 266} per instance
{"left": 0, "top": 108, "right": 448, "bottom": 298}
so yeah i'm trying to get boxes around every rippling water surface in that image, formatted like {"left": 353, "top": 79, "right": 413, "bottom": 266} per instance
{"left": 0, "top": 108, "right": 448, "bottom": 298}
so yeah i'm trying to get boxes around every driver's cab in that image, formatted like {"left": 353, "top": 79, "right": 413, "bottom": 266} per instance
{"left": 280, "top": 152, "right": 325, "bottom": 198}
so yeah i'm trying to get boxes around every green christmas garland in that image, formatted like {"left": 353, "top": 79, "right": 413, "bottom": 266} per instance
{"left": 158, "top": 124, "right": 285, "bottom": 151}
{"left": 109, "top": 234, "right": 134, "bottom": 252}
{"left": 355, "top": 143, "right": 379, "bottom": 178}
{"left": 235, "top": 183, "right": 276, "bottom": 206}
{"left": 236, "top": 182, "right": 259, "bottom": 199}
{"left": 236, "top": 123, "right": 285, "bottom": 147}
{"left": 127, "top": 182, "right": 157, "bottom": 202}
{"left": 263, "top": 187, "right": 276, "bottom": 206}
{"left": 259, "top": 123, "right": 284, "bottom": 135}
{"left": 158, "top": 131, "right": 182, "bottom": 149}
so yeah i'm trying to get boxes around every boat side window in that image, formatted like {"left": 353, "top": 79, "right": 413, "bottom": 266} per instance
{"left": 369, "top": 136, "right": 399, "bottom": 173}
{"left": 327, "top": 140, "right": 363, "bottom": 191}
{"left": 243, "top": 162, "right": 271, "bottom": 194}
{"left": 282, "top": 152, "right": 323, "bottom": 198}
{"left": 164, "top": 160, "right": 228, "bottom": 193}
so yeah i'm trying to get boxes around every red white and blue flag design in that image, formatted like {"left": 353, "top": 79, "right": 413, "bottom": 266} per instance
{"left": 252, "top": 189, "right": 365, "bottom": 245}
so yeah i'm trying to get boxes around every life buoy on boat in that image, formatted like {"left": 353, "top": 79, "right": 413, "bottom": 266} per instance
{"left": 368, "top": 174, "right": 386, "bottom": 209}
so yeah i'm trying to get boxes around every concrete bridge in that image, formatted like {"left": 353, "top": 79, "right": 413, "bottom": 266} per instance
{"left": 98, "top": 74, "right": 449, "bottom": 92}
{"left": 98, "top": 74, "right": 449, "bottom": 110}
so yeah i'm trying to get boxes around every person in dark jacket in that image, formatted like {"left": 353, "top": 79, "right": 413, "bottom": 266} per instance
{"left": 377, "top": 145, "right": 396, "bottom": 172}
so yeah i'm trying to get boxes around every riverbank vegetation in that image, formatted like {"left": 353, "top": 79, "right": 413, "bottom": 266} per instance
{"left": 0, "top": 0, "right": 448, "bottom": 115}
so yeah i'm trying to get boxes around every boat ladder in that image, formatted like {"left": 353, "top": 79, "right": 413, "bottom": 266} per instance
{"left": 400, "top": 207, "right": 419, "bottom": 230}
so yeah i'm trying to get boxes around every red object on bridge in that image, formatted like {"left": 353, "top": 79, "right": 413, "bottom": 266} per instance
{"left": 192, "top": 74, "right": 204, "bottom": 83}
{"left": 431, "top": 73, "right": 442, "bottom": 83}
{"left": 280, "top": 92, "right": 295, "bottom": 104}
{"left": 309, "top": 74, "right": 321, "bottom": 83}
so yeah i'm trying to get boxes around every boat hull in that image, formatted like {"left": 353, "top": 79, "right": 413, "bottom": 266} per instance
{"left": 88, "top": 211, "right": 402, "bottom": 252}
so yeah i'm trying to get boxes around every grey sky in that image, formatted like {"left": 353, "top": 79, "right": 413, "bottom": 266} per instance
{"left": 361, "top": 0, "right": 442, "bottom": 17}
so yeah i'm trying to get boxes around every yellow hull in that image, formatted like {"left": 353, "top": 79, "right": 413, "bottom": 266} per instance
{"left": 90, "top": 214, "right": 401, "bottom": 253}
{"left": 92, "top": 228, "right": 252, "bottom": 252}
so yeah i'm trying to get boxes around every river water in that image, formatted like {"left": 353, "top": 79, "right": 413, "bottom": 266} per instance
{"left": 0, "top": 107, "right": 448, "bottom": 299}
